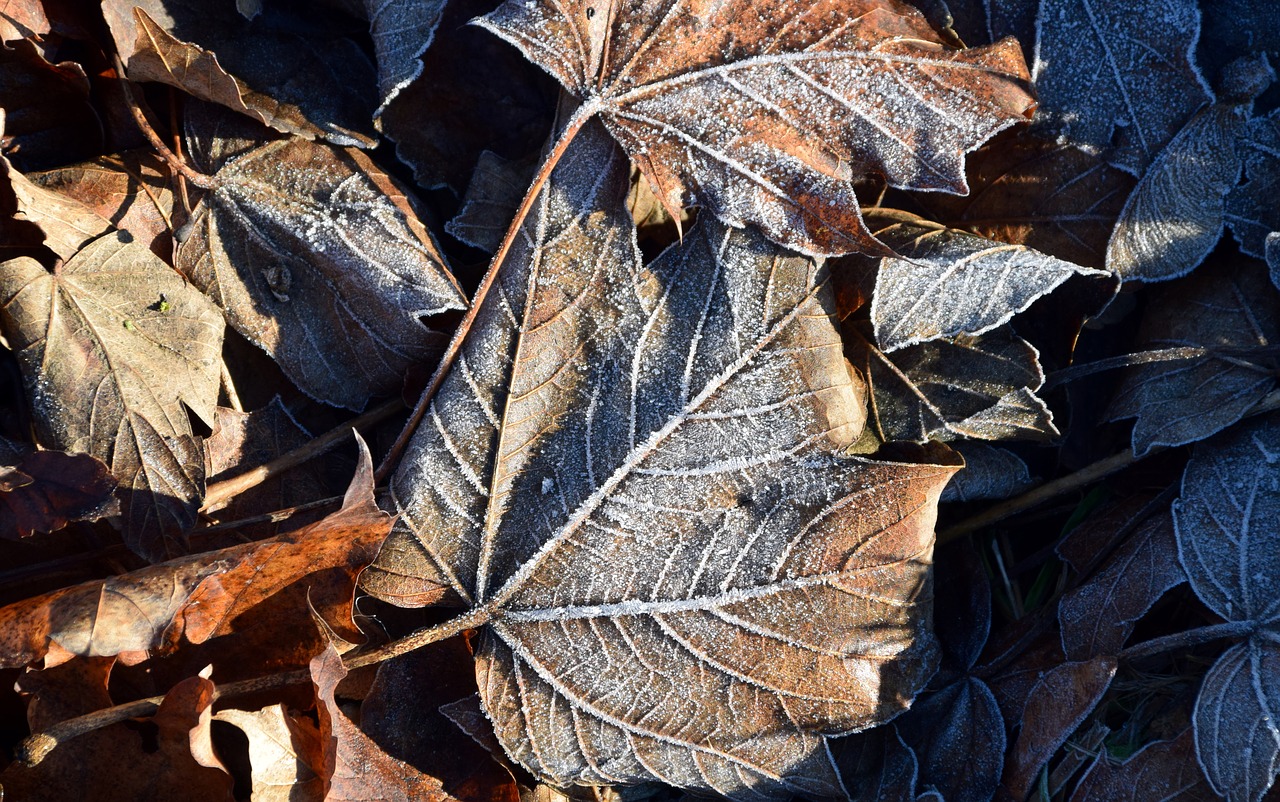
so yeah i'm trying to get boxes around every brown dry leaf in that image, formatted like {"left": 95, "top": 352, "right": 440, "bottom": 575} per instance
{"left": 0, "top": 0, "right": 50, "bottom": 41}
{"left": 104, "top": 3, "right": 377, "bottom": 147}
{"left": 0, "top": 437, "right": 390, "bottom": 669}
{"left": 915, "top": 133, "right": 1136, "bottom": 269}
{"left": 312, "top": 644, "right": 454, "bottom": 802}
{"left": 30, "top": 150, "right": 177, "bottom": 260}
{"left": 938, "top": 442, "right": 1034, "bottom": 503}
{"left": 176, "top": 123, "right": 466, "bottom": 411}
{"left": 0, "top": 231, "right": 223, "bottom": 560}
{"left": 478, "top": 0, "right": 1035, "bottom": 255}
{"left": 845, "top": 323, "right": 1057, "bottom": 444}
{"left": 0, "top": 38, "right": 101, "bottom": 172}
{"left": 364, "top": 122, "right": 958, "bottom": 797}
{"left": 445, "top": 150, "right": 537, "bottom": 254}
{"left": 0, "top": 435, "right": 117, "bottom": 538}
{"left": 216, "top": 705, "right": 327, "bottom": 802}
{"left": 1071, "top": 728, "right": 1216, "bottom": 802}
{"left": 1000, "top": 655, "right": 1117, "bottom": 800}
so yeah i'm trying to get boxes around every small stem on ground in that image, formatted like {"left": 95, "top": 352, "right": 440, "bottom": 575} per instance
{"left": 1120, "top": 620, "right": 1255, "bottom": 662}
{"left": 220, "top": 361, "right": 244, "bottom": 413}
{"left": 201, "top": 397, "right": 404, "bottom": 512}
{"left": 111, "top": 54, "right": 219, "bottom": 191}
{"left": 17, "top": 604, "right": 496, "bottom": 766}
{"left": 376, "top": 98, "right": 600, "bottom": 481}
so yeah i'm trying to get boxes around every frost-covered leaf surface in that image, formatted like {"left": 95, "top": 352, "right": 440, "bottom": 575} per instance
{"left": 1058, "top": 512, "right": 1185, "bottom": 660}
{"left": 445, "top": 150, "right": 534, "bottom": 254}
{"left": 865, "top": 210, "right": 1102, "bottom": 350}
{"left": 1032, "top": 0, "right": 1211, "bottom": 173}
{"left": 365, "top": 0, "right": 447, "bottom": 115}
{"left": 478, "top": 0, "right": 1035, "bottom": 255}
{"left": 1108, "top": 262, "right": 1279, "bottom": 457}
{"left": 176, "top": 129, "right": 465, "bottom": 410}
{"left": 849, "top": 325, "right": 1056, "bottom": 443}
{"left": 1227, "top": 110, "right": 1280, "bottom": 259}
{"left": 1175, "top": 414, "right": 1280, "bottom": 802}
{"left": 0, "top": 233, "right": 223, "bottom": 560}
{"left": 1106, "top": 104, "right": 1249, "bottom": 283}
{"left": 365, "top": 122, "right": 957, "bottom": 798}
{"left": 938, "top": 442, "right": 1033, "bottom": 503}
{"left": 829, "top": 728, "right": 921, "bottom": 802}
{"left": 1072, "top": 728, "right": 1214, "bottom": 802}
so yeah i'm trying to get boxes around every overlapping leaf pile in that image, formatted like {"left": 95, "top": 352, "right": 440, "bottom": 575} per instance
{"left": 1, "top": 0, "right": 1279, "bottom": 800}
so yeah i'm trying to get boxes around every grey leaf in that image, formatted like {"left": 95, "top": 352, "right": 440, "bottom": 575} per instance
{"left": 445, "top": 150, "right": 535, "bottom": 254}
{"left": 1108, "top": 262, "right": 1279, "bottom": 457}
{"left": 1058, "top": 512, "right": 1186, "bottom": 660}
{"left": 1228, "top": 110, "right": 1280, "bottom": 259}
{"left": 852, "top": 325, "right": 1057, "bottom": 443}
{"left": 867, "top": 211, "right": 1104, "bottom": 351}
{"left": 895, "top": 677, "right": 1005, "bottom": 802}
{"left": 1107, "top": 103, "right": 1249, "bottom": 283}
{"left": 1174, "top": 412, "right": 1280, "bottom": 625}
{"left": 176, "top": 133, "right": 466, "bottom": 411}
{"left": 1193, "top": 640, "right": 1280, "bottom": 802}
{"left": 366, "top": 0, "right": 447, "bottom": 115}
{"left": 365, "top": 122, "right": 957, "bottom": 798}
{"left": 1032, "top": 0, "right": 1211, "bottom": 173}
{"left": 939, "top": 442, "right": 1034, "bottom": 503}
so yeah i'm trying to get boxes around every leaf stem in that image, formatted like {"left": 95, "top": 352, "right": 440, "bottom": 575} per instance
{"left": 201, "top": 397, "right": 404, "bottom": 512}
{"left": 111, "top": 54, "right": 219, "bottom": 191}
{"left": 376, "top": 97, "right": 601, "bottom": 480}
{"left": 16, "top": 604, "right": 495, "bottom": 767}
{"left": 1119, "top": 620, "right": 1255, "bottom": 662}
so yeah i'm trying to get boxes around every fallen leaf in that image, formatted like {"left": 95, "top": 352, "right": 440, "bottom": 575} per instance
{"left": 216, "top": 705, "right": 327, "bottom": 802}
{"left": 312, "top": 644, "right": 453, "bottom": 801}
{"left": 104, "top": 3, "right": 377, "bottom": 147}
{"left": 863, "top": 209, "right": 1104, "bottom": 350}
{"left": 0, "top": 436, "right": 390, "bottom": 668}
{"left": 445, "top": 150, "right": 536, "bottom": 254}
{"left": 30, "top": 150, "right": 177, "bottom": 260}
{"left": 0, "top": 39, "right": 101, "bottom": 172}
{"left": 939, "top": 442, "right": 1034, "bottom": 503}
{"left": 1227, "top": 109, "right": 1280, "bottom": 260}
{"left": 1032, "top": 0, "right": 1211, "bottom": 173}
{"left": 1000, "top": 655, "right": 1118, "bottom": 800}
{"left": 0, "top": 231, "right": 224, "bottom": 560}
{"left": 0, "top": 1, "right": 49, "bottom": 41}
{"left": 914, "top": 133, "right": 1136, "bottom": 269}
{"left": 1107, "top": 261, "right": 1279, "bottom": 457}
{"left": 176, "top": 119, "right": 466, "bottom": 411}
{"left": 365, "top": 0, "right": 447, "bottom": 115}
{"left": 1200, "top": 0, "right": 1280, "bottom": 103}
{"left": 847, "top": 323, "right": 1057, "bottom": 444}
{"left": 364, "top": 122, "right": 957, "bottom": 797}
{"left": 1175, "top": 414, "right": 1280, "bottom": 802}
{"left": 0, "top": 435, "right": 117, "bottom": 538}
{"left": 1071, "top": 728, "right": 1216, "bottom": 802}
{"left": 478, "top": 0, "right": 1035, "bottom": 254}
{"left": 830, "top": 727, "right": 922, "bottom": 802}
{"left": 377, "top": 0, "right": 558, "bottom": 191}
{"left": 1058, "top": 511, "right": 1186, "bottom": 660}
{"left": 1055, "top": 491, "right": 1167, "bottom": 577}
{"left": 1106, "top": 102, "right": 1250, "bottom": 283}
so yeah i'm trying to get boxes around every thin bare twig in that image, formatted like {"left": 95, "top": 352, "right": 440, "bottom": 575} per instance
{"left": 111, "top": 54, "right": 218, "bottom": 191}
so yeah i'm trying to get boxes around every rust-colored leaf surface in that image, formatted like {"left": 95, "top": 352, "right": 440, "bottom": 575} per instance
{"left": 364, "top": 122, "right": 958, "bottom": 797}
{"left": 177, "top": 118, "right": 467, "bottom": 411}
{"left": 478, "top": 0, "right": 1034, "bottom": 254}
{"left": 0, "top": 436, "right": 116, "bottom": 538}
{"left": 0, "top": 232, "right": 224, "bottom": 560}
{"left": 0, "top": 437, "right": 390, "bottom": 668}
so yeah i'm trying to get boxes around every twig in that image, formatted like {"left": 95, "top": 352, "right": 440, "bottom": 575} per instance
{"left": 219, "top": 362, "right": 244, "bottom": 413}
{"left": 376, "top": 99, "right": 600, "bottom": 480}
{"left": 111, "top": 54, "right": 218, "bottom": 191}
{"left": 1119, "top": 621, "right": 1255, "bottom": 662}
{"left": 17, "top": 604, "right": 495, "bottom": 766}
{"left": 202, "top": 397, "right": 404, "bottom": 512}
{"left": 196, "top": 494, "right": 346, "bottom": 532}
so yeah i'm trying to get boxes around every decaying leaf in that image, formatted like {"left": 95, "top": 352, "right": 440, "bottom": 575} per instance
{"left": 215, "top": 705, "right": 327, "bottom": 802}
{"left": 478, "top": 0, "right": 1035, "bottom": 254}
{"left": 0, "top": 38, "right": 101, "bottom": 173}
{"left": 914, "top": 134, "right": 1135, "bottom": 269}
{"left": 1175, "top": 413, "right": 1280, "bottom": 802}
{"left": 847, "top": 324, "right": 1057, "bottom": 444}
{"left": 104, "top": 3, "right": 377, "bottom": 146}
{"left": 1033, "top": 0, "right": 1211, "bottom": 173}
{"left": 1058, "top": 512, "right": 1185, "bottom": 660}
{"left": 0, "top": 436, "right": 116, "bottom": 538}
{"left": 829, "top": 727, "right": 922, "bottom": 802}
{"left": 176, "top": 125, "right": 466, "bottom": 410}
{"left": 0, "top": 232, "right": 223, "bottom": 559}
{"left": 1106, "top": 103, "right": 1250, "bottom": 283}
{"left": 1227, "top": 108, "right": 1280, "bottom": 260}
{"left": 0, "top": 1, "right": 49, "bottom": 41}
{"left": 939, "top": 442, "right": 1034, "bottom": 503}
{"left": 863, "top": 209, "right": 1104, "bottom": 350}
{"left": 364, "top": 122, "right": 957, "bottom": 797}
{"left": 0, "top": 436, "right": 390, "bottom": 668}
{"left": 365, "top": 0, "right": 447, "bottom": 115}
{"left": 445, "top": 150, "right": 536, "bottom": 254}
{"left": 1071, "top": 728, "right": 1216, "bottom": 802}
{"left": 1107, "top": 261, "right": 1279, "bottom": 457}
